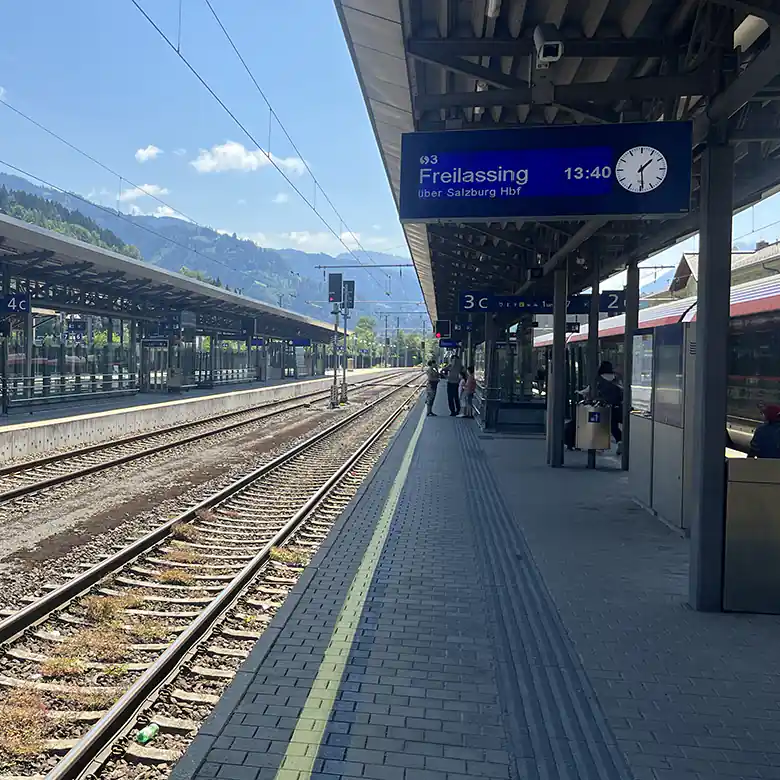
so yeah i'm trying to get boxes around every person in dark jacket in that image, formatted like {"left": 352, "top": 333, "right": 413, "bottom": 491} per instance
{"left": 579, "top": 361, "right": 624, "bottom": 453}
{"left": 748, "top": 404, "right": 780, "bottom": 458}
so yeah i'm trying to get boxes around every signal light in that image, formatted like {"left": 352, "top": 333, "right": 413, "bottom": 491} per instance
{"left": 436, "top": 332, "right": 442, "bottom": 339}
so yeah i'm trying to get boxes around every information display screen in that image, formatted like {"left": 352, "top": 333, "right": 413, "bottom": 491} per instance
{"left": 400, "top": 122, "right": 692, "bottom": 222}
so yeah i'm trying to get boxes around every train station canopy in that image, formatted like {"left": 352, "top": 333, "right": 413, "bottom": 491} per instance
{"left": 336, "top": 0, "right": 780, "bottom": 322}
{"left": 0, "top": 213, "right": 336, "bottom": 341}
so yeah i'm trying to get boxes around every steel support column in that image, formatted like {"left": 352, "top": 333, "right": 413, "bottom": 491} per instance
{"left": 622, "top": 258, "right": 640, "bottom": 471}
{"left": 548, "top": 268, "right": 567, "bottom": 467}
{"left": 587, "top": 254, "right": 601, "bottom": 469}
{"left": 1, "top": 263, "right": 9, "bottom": 414}
{"left": 24, "top": 279, "right": 33, "bottom": 399}
{"left": 129, "top": 320, "right": 137, "bottom": 379}
{"left": 689, "top": 135, "right": 735, "bottom": 612}
{"left": 482, "top": 312, "right": 499, "bottom": 430}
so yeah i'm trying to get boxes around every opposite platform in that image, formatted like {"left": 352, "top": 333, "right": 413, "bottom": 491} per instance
{"left": 0, "top": 368, "right": 398, "bottom": 462}
{"left": 172, "top": 387, "right": 780, "bottom": 780}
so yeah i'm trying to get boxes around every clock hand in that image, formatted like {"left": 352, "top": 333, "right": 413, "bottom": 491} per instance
{"left": 637, "top": 160, "right": 652, "bottom": 174}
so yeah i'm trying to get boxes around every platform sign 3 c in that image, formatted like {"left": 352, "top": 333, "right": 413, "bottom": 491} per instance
{"left": 2, "top": 293, "right": 31, "bottom": 314}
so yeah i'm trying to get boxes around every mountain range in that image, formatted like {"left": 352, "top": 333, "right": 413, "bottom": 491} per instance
{"left": 0, "top": 173, "right": 424, "bottom": 329}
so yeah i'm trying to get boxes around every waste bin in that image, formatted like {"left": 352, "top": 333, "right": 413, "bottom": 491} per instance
{"left": 575, "top": 403, "right": 612, "bottom": 450}
{"left": 723, "top": 458, "right": 780, "bottom": 613}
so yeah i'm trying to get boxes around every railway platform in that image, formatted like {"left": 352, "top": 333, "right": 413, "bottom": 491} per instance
{"left": 0, "top": 368, "right": 400, "bottom": 462}
{"left": 0, "top": 369, "right": 390, "bottom": 426}
{"left": 171, "top": 387, "right": 780, "bottom": 780}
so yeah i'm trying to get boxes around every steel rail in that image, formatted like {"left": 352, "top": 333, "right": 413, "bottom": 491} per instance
{"left": 43, "top": 382, "right": 419, "bottom": 780}
{"left": 0, "top": 371, "right": 408, "bottom": 503}
{"left": 0, "top": 377, "right": 420, "bottom": 647}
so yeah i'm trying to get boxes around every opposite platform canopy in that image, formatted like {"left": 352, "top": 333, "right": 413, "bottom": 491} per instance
{"left": 0, "top": 212, "right": 338, "bottom": 341}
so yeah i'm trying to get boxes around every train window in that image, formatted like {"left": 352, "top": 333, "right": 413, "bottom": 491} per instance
{"left": 631, "top": 332, "right": 654, "bottom": 418}
{"left": 728, "top": 313, "right": 780, "bottom": 425}
{"left": 654, "top": 324, "right": 684, "bottom": 428}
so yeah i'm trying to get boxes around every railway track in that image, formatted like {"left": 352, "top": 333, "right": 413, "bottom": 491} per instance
{"left": 0, "top": 371, "right": 408, "bottom": 505}
{"left": 0, "top": 376, "right": 422, "bottom": 780}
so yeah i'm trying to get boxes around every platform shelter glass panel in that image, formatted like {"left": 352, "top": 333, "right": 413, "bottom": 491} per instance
{"left": 653, "top": 324, "right": 684, "bottom": 427}
{"left": 632, "top": 332, "right": 654, "bottom": 418}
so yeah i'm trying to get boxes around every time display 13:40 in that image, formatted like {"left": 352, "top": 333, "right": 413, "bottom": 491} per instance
{"left": 565, "top": 165, "right": 612, "bottom": 180}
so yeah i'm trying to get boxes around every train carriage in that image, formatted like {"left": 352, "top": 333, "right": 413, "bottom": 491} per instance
{"left": 533, "top": 276, "right": 780, "bottom": 451}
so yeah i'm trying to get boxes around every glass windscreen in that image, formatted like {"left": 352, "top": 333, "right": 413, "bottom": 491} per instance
{"left": 653, "top": 324, "right": 684, "bottom": 427}
{"left": 631, "top": 332, "right": 654, "bottom": 417}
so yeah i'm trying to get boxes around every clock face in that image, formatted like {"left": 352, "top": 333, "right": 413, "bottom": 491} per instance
{"left": 615, "top": 146, "right": 667, "bottom": 193}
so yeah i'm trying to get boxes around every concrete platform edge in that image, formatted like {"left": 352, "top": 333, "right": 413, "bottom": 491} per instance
{"left": 168, "top": 396, "right": 424, "bottom": 780}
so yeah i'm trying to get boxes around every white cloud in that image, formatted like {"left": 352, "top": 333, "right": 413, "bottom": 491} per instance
{"left": 372, "top": 224, "right": 381, "bottom": 231}
{"left": 190, "top": 141, "right": 305, "bottom": 176}
{"left": 125, "top": 202, "right": 190, "bottom": 221}
{"left": 272, "top": 192, "right": 289, "bottom": 204}
{"left": 237, "top": 198, "right": 247, "bottom": 205}
{"left": 173, "top": 148, "right": 187, "bottom": 156}
{"left": 118, "top": 183, "right": 169, "bottom": 202}
{"left": 211, "top": 227, "right": 403, "bottom": 257}
{"left": 340, "top": 230, "right": 361, "bottom": 250}
{"left": 135, "top": 145, "right": 163, "bottom": 163}
{"left": 0, "top": 86, "right": 6, "bottom": 101}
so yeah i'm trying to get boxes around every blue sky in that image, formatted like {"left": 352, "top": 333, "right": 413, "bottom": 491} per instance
{"left": 2, "top": 1, "right": 780, "bottom": 293}
{"left": 0, "top": 0, "right": 409, "bottom": 257}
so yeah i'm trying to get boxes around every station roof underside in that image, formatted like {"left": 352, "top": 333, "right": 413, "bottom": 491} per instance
{"left": 0, "top": 213, "right": 336, "bottom": 341}
{"left": 336, "top": 0, "right": 780, "bottom": 323}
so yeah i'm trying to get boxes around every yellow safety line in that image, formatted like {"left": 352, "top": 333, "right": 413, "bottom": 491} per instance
{"left": 272, "top": 408, "right": 427, "bottom": 780}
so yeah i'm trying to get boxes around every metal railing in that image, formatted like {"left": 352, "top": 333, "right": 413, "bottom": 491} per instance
{"left": 1, "top": 372, "right": 139, "bottom": 412}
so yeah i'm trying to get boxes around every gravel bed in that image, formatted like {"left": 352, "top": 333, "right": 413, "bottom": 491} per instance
{"left": 0, "top": 385, "right": 398, "bottom": 612}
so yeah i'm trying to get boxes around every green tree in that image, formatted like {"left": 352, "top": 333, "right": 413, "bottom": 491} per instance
{"left": 0, "top": 185, "right": 142, "bottom": 260}
{"left": 354, "top": 316, "right": 378, "bottom": 361}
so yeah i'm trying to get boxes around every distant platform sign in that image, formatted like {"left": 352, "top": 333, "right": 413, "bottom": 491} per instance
{"left": 290, "top": 337, "right": 311, "bottom": 347}
{"left": 399, "top": 122, "right": 691, "bottom": 222}
{"left": 459, "top": 291, "right": 625, "bottom": 314}
{"left": 439, "top": 338, "right": 461, "bottom": 348}
{"left": 2, "top": 292, "right": 31, "bottom": 314}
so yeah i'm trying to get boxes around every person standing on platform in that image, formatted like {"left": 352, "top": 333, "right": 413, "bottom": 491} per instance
{"left": 748, "top": 404, "right": 780, "bottom": 458}
{"left": 446, "top": 352, "right": 463, "bottom": 416}
{"left": 457, "top": 369, "right": 467, "bottom": 416}
{"left": 460, "top": 365, "right": 477, "bottom": 418}
{"left": 425, "top": 359, "right": 439, "bottom": 417}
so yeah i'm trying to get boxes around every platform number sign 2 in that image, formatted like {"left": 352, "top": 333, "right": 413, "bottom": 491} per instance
{"left": 2, "top": 293, "right": 30, "bottom": 314}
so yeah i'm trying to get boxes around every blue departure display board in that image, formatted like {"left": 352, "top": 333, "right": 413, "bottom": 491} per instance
{"left": 459, "top": 291, "right": 626, "bottom": 314}
{"left": 399, "top": 122, "right": 692, "bottom": 223}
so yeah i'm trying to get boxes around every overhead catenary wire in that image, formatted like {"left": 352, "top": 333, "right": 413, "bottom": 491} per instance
{"left": 129, "top": 0, "right": 388, "bottom": 289}
{"left": 0, "top": 157, "right": 272, "bottom": 296}
{"left": 0, "top": 98, "right": 200, "bottom": 226}
{"left": 0, "top": 100, "right": 381, "bottom": 310}
{"left": 201, "top": 0, "right": 391, "bottom": 282}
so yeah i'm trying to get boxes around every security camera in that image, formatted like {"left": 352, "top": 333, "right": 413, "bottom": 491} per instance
{"left": 533, "top": 24, "right": 563, "bottom": 66}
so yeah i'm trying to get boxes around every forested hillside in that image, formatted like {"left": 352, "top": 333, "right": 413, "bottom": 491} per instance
{"left": 0, "top": 173, "right": 423, "bottom": 327}
{"left": 0, "top": 186, "right": 142, "bottom": 260}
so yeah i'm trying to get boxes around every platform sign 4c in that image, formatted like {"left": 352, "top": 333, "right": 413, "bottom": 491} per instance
{"left": 399, "top": 122, "right": 692, "bottom": 223}
{"left": 2, "top": 292, "right": 31, "bottom": 315}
